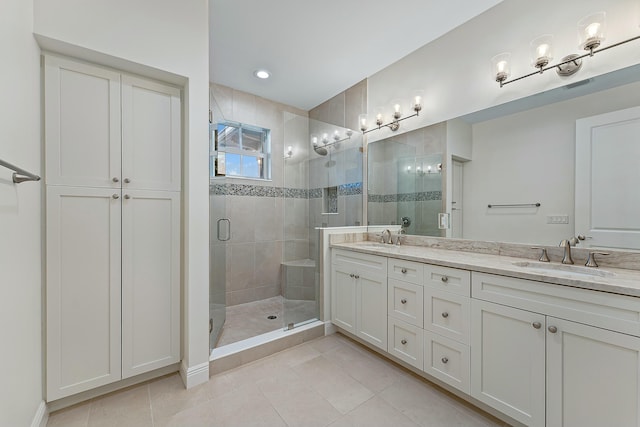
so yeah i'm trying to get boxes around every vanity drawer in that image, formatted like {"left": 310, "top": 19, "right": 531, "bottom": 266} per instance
{"left": 472, "top": 272, "right": 640, "bottom": 337}
{"left": 424, "top": 265, "right": 471, "bottom": 296}
{"left": 388, "top": 317, "right": 423, "bottom": 370}
{"left": 424, "top": 288, "right": 470, "bottom": 344}
{"left": 388, "top": 279, "right": 424, "bottom": 327}
{"left": 332, "top": 249, "right": 387, "bottom": 276}
{"left": 424, "top": 330, "right": 470, "bottom": 394}
{"left": 388, "top": 258, "right": 424, "bottom": 285}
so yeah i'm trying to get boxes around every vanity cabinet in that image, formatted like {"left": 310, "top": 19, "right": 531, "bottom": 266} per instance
{"left": 44, "top": 55, "right": 181, "bottom": 401}
{"left": 472, "top": 272, "right": 640, "bottom": 427}
{"left": 331, "top": 249, "right": 387, "bottom": 350}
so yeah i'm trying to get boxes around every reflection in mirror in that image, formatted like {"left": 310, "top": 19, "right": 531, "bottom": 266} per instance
{"left": 367, "top": 64, "right": 640, "bottom": 250}
{"left": 367, "top": 123, "right": 445, "bottom": 237}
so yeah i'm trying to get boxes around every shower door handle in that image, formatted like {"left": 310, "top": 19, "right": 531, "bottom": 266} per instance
{"left": 217, "top": 218, "right": 231, "bottom": 241}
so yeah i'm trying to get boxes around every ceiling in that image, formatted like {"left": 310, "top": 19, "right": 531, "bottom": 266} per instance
{"left": 209, "top": 0, "right": 503, "bottom": 111}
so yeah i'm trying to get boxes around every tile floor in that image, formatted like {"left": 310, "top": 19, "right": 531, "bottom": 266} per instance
{"left": 216, "top": 296, "right": 317, "bottom": 347}
{"left": 48, "top": 333, "right": 510, "bottom": 427}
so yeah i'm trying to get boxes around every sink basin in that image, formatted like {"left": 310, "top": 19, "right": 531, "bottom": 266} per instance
{"left": 512, "top": 261, "right": 615, "bottom": 278}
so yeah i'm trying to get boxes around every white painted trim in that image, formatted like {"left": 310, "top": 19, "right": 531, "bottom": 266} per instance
{"left": 179, "top": 360, "right": 209, "bottom": 389}
{"left": 31, "top": 400, "right": 48, "bottom": 427}
{"left": 324, "top": 320, "right": 337, "bottom": 335}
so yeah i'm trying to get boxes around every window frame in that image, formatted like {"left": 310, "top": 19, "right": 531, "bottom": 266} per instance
{"left": 210, "top": 121, "right": 272, "bottom": 180}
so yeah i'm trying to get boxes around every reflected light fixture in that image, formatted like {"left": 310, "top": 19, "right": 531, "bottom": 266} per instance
{"left": 284, "top": 145, "right": 293, "bottom": 158}
{"left": 310, "top": 129, "right": 353, "bottom": 154}
{"left": 359, "top": 90, "right": 424, "bottom": 134}
{"left": 493, "top": 11, "right": 640, "bottom": 88}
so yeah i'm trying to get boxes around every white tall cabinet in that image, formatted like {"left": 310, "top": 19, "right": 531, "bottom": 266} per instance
{"left": 44, "top": 55, "right": 181, "bottom": 401}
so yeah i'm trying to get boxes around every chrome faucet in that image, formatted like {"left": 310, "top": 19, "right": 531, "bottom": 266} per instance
{"left": 381, "top": 229, "right": 392, "bottom": 244}
{"left": 559, "top": 239, "right": 574, "bottom": 264}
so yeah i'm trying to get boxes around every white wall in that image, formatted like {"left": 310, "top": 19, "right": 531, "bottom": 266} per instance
{"left": 367, "top": 0, "right": 640, "bottom": 143}
{"left": 464, "top": 80, "right": 640, "bottom": 245}
{"left": 33, "top": 0, "right": 211, "bottom": 386}
{"left": 0, "top": 0, "right": 44, "bottom": 425}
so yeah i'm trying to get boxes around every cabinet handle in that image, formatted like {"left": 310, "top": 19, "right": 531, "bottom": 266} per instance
{"left": 441, "top": 276, "right": 449, "bottom": 283}
{"left": 441, "top": 357, "right": 449, "bottom": 364}
{"left": 401, "top": 268, "right": 407, "bottom": 274}
{"left": 124, "top": 178, "right": 131, "bottom": 184}
{"left": 441, "top": 312, "right": 449, "bottom": 318}
{"left": 532, "top": 322, "right": 542, "bottom": 329}
{"left": 112, "top": 194, "right": 119, "bottom": 199}
{"left": 401, "top": 339, "right": 407, "bottom": 345}
{"left": 124, "top": 194, "right": 131, "bottom": 200}
{"left": 401, "top": 298, "right": 407, "bottom": 304}
{"left": 349, "top": 273, "right": 354, "bottom": 278}
{"left": 354, "top": 275, "right": 360, "bottom": 279}
{"left": 548, "top": 326, "right": 558, "bottom": 333}
{"left": 112, "top": 177, "right": 119, "bottom": 183}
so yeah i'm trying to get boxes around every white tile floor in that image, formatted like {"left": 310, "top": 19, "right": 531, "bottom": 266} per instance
{"left": 47, "top": 333, "right": 511, "bottom": 427}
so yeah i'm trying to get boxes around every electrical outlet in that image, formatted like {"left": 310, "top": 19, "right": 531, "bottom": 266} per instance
{"left": 547, "top": 215, "right": 569, "bottom": 224}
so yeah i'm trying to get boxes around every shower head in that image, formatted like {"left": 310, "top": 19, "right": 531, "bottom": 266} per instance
{"left": 313, "top": 145, "right": 328, "bottom": 156}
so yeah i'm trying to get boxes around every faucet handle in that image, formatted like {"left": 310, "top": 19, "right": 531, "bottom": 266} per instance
{"left": 531, "top": 247, "right": 550, "bottom": 262}
{"left": 585, "top": 251, "right": 610, "bottom": 268}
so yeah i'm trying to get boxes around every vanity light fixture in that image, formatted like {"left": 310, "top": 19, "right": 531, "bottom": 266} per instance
{"left": 284, "top": 145, "right": 293, "bottom": 159}
{"left": 359, "top": 90, "right": 424, "bottom": 134}
{"left": 493, "top": 12, "right": 640, "bottom": 88}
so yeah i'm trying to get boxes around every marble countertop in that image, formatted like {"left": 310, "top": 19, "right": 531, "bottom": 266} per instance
{"left": 331, "top": 241, "right": 640, "bottom": 298}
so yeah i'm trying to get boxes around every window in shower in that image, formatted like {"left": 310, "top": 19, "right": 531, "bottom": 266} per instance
{"left": 212, "top": 121, "right": 271, "bottom": 180}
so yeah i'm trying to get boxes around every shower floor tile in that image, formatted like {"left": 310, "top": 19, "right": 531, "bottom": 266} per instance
{"left": 216, "top": 296, "right": 317, "bottom": 348}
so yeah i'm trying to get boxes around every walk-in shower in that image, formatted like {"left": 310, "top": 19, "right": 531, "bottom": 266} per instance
{"left": 208, "top": 100, "right": 363, "bottom": 353}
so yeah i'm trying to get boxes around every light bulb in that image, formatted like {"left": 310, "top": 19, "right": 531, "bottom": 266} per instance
{"left": 530, "top": 35, "right": 554, "bottom": 69}
{"left": 413, "top": 90, "right": 425, "bottom": 112}
{"left": 578, "top": 12, "right": 606, "bottom": 51}
{"left": 358, "top": 114, "right": 368, "bottom": 132}
{"left": 392, "top": 100, "right": 403, "bottom": 119}
{"left": 491, "top": 52, "right": 511, "bottom": 85}
{"left": 321, "top": 133, "right": 329, "bottom": 144}
{"left": 333, "top": 130, "right": 341, "bottom": 141}
{"left": 310, "top": 134, "right": 319, "bottom": 146}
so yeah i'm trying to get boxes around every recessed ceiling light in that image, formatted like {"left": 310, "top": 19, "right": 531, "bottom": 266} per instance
{"left": 254, "top": 69, "right": 271, "bottom": 79}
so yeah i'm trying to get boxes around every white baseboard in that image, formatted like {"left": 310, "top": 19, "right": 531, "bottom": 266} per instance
{"left": 31, "top": 400, "right": 48, "bottom": 427}
{"left": 179, "top": 360, "right": 209, "bottom": 389}
{"left": 324, "top": 321, "right": 337, "bottom": 335}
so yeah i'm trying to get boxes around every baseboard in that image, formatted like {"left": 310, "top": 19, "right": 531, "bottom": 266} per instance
{"left": 31, "top": 400, "right": 48, "bottom": 427}
{"left": 179, "top": 360, "right": 209, "bottom": 389}
{"left": 324, "top": 321, "right": 337, "bottom": 335}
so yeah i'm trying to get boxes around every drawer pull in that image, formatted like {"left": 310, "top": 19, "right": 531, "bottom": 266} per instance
{"left": 441, "top": 312, "right": 449, "bottom": 318}
{"left": 112, "top": 194, "right": 120, "bottom": 199}
{"left": 441, "top": 276, "right": 449, "bottom": 283}
{"left": 112, "top": 177, "right": 119, "bottom": 183}
{"left": 349, "top": 273, "right": 354, "bottom": 278}
{"left": 401, "top": 268, "right": 408, "bottom": 274}
{"left": 532, "top": 322, "right": 542, "bottom": 329}
{"left": 401, "top": 298, "right": 407, "bottom": 304}
{"left": 401, "top": 339, "right": 407, "bottom": 345}
{"left": 441, "top": 357, "right": 449, "bottom": 364}
{"left": 354, "top": 274, "right": 360, "bottom": 279}
{"left": 548, "top": 325, "right": 558, "bottom": 333}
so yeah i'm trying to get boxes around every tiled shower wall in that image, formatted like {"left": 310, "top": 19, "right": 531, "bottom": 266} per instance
{"left": 210, "top": 84, "right": 309, "bottom": 306}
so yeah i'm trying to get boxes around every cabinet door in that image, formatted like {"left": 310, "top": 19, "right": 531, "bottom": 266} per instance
{"left": 122, "top": 75, "right": 181, "bottom": 192}
{"left": 44, "top": 55, "right": 121, "bottom": 188}
{"left": 357, "top": 271, "right": 387, "bottom": 350}
{"left": 331, "top": 266, "right": 356, "bottom": 334}
{"left": 121, "top": 190, "right": 181, "bottom": 378}
{"left": 46, "top": 186, "right": 122, "bottom": 400}
{"left": 547, "top": 317, "right": 640, "bottom": 427}
{"left": 471, "top": 300, "right": 546, "bottom": 427}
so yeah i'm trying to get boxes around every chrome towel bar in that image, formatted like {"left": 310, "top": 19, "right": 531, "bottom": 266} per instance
{"left": 488, "top": 203, "right": 540, "bottom": 208}
{"left": 0, "top": 158, "right": 41, "bottom": 183}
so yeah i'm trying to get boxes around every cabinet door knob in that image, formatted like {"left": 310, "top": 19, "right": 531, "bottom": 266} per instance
{"left": 401, "top": 268, "right": 407, "bottom": 274}
{"left": 124, "top": 178, "right": 131, "bottom": 184}
{"left": 401, "top": 339, "right": 407, "bottom": 345}
{"left": 112, "top": 177, "right": 119, "bottom": 183}
{"left": 441, "top": 312, "right": 449, "bottom": 318}
{"left": 349, "top": 273, "right": 354, "bottom": 278}
{"left": 532, "top": 322, "right": 542, "bottom": 329}
{"left": 112, "top": 194, "right": 119, "bottom": 199}
{"left": 441, "top": 276, "right": 449, "bottom": 283}
{"left": 441, "top": 357, "right": 449, "bottom": 364}
{"left": 124, "top": 194, "right": 131, "bottom": 200}
{"left": 548, "top": 326, "right": 558, "bottom": 333}
{"left": 401, "top": 298, "right": 407, "bottom": 304}
{"left": 354, "top": 275, "right": 359, "bottom": 279}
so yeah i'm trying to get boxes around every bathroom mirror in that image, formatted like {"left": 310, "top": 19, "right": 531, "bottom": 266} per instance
{"left": 367, "top": 63, "right": 640, "bottom": 249}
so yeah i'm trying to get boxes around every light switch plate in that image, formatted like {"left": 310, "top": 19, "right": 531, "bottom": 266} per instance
{"left": 547, "top": 215, "right": 569, "bottom": 224}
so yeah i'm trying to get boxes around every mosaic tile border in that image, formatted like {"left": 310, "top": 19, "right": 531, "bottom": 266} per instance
{"left": 210, "top": 182, "right": 363, "bottom": 199}
{"left": 368, "top": 191, "right": 442, "bottom": 203}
